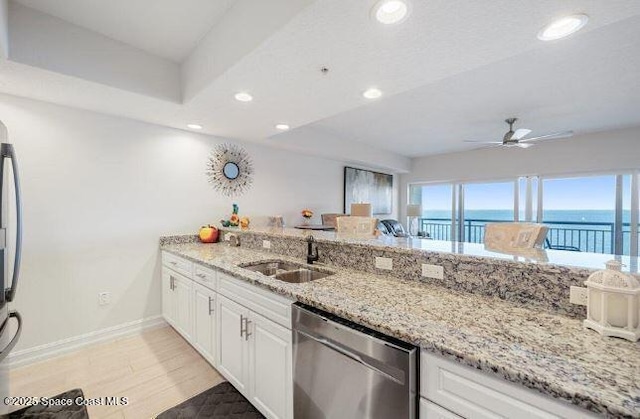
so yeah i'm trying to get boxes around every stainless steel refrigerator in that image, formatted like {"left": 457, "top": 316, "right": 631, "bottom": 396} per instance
{"left": 0, "top": 121, "right": 23, "bottom": 413}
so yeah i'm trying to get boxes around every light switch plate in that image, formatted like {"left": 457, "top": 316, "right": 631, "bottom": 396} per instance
{"left": 263, "top": 240, "right": 271, "bottom": 249}
{"left": 570, "top": 286, "right": 588, "bottom": 306}
{"left": 224, "top": 233, "right": 231, "bottom": 241}
{"left": 375, "top": 257, "right": 393, "bottom": 270}
{"left": 422, "top": 264, "right": 444, "bottom": 279}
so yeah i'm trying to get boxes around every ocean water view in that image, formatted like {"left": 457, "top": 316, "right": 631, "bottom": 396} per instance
{"left": 419, "top": 210, "right": 636, "bottom": 255}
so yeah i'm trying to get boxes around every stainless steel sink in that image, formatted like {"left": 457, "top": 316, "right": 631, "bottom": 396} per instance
{"left": 240, "top": 261, "right": 300, "bottom": 276}
{"left": 274, "top": 269, "right": 332, "bottom": 283}
{"left": 239, "top": 260, "right": 334, "bottom": 283}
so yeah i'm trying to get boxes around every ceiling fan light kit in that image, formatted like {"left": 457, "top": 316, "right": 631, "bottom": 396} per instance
{"left": 464, "top": 118, "right": 574, "bottom": 149}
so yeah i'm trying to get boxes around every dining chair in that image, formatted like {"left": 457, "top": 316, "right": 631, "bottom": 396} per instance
{"left": 350, "top": 203, "right": 372, "bottom": 217}
{"left": 321, "top": 213, "right": 344, "bottom": 228}
{"left": 336, "top": 216, "right": 378, "bottom": 236}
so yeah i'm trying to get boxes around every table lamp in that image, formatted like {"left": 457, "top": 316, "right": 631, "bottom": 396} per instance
{"left": 406, "top": 204, "right": 422, "bottom": 236}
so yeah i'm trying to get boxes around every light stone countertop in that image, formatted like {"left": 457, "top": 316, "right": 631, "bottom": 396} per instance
{"left": 224, "top": 226, "right": 640, "bottom": 273}
{"left": 161, "top": 241, "right": 640, "bottom": 418}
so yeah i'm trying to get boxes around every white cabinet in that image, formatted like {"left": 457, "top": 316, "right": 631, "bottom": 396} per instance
{"left": 421, "top": 351, "right": 598, "bottom": 419}
{"left": 162, "top": 253, "right": 293, "bottom": 419}
{"left": 161, "top": 268, "right": 177, "bottom": 327}
{"left": 162, "top": 267, "right": 192, "bottom": 341}
{"left": 249, "top": 312, "right": 292, "bottom": 419}
{"left": 192, "top": 282, "right": 217, "bottom": 366}
{"left": 217, "top": 289, "right": 293, "bottom": 419}
{"left": 420, "top": 399, "right": 462, "bottom": 419}
{"left": 172, "top": 272, "right": 193, "bottom": 341}
{"left": 217, "top": 294, "right": 250, "bottom": 394}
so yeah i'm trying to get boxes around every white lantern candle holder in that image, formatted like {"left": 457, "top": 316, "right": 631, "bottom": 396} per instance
{"left": 584, "top": 260, "right": 640, "bottom": 342}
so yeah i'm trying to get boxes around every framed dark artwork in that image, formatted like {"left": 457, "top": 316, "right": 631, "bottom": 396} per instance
{"left": 343, "top": 167, "right": 393, "bottom": 215}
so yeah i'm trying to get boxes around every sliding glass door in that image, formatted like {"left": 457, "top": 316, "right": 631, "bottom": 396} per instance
{"left": 462, "top": 182, "right": 515, "bottom": 243}
{"left": 409, "top": 171, "right": 639, "bottom": 256}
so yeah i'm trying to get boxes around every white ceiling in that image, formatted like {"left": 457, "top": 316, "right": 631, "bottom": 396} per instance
{"left": 2, "top": 0, "right": 640, "bottom": 169}
{"left": 309, "top": 14, "right": 640, "bottom": 157}
{"left": 13, "top": 0, "right": 237, "bottom": 62}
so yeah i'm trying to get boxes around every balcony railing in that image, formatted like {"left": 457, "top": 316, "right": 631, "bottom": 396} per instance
{"left": 419, "top": 218, "right": 637, "bottom": 254}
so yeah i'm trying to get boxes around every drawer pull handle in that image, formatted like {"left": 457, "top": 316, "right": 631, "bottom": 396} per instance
{"left": 244, "top": 318, "right": 252, "bottom": 341}
{"left": 196, "top": 273, "right": 207, "bottom": 279}
{"left": 170, "top": 261, "right": 177, "bottom": 265}
{"left": 208, "top": 297, "right": 214, "bottom": 315}
{"left": 240, "top": 314, "right": 245, "bottom": 337}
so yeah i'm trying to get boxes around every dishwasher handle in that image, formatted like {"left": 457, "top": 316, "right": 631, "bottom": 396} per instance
{"left": 296, "top": 328, "right": 405, "bottom": 385}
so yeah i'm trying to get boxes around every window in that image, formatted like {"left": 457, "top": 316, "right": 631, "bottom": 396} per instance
{"left": 463, "top": 182, "right": 515, "bottom": 243}
{"left": 409, "top": 172, "right": 640, "bottom": 256}
{"left": 409, "top": 184, "right": 453, "bottom": 241}
{"left": 542, "top": 175, "right": 617, "bottom": 253}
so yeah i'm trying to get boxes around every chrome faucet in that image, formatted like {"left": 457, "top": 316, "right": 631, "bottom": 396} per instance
{"left": 306, "top": 235, "right": 319, "bottom": 264}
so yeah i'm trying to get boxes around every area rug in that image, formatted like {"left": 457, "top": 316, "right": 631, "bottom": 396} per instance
{"left": 7, "top": 388, "right": 89, "bottom": 419}
{"left": 157, "top": 381, "right": 265, "bottom": 419}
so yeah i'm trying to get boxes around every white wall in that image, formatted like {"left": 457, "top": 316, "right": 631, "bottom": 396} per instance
{"left": 399, "top": 127, "right": 640, "bottom": 220}
{"left": 0, "top": 93, "right": 396, "bottom": 352}
{"left": 8, "top": 2, "right": 180, "bottom": 101}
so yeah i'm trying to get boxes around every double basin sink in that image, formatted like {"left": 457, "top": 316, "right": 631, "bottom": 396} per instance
{"left": 238, "top": 260, "right": 334, "bottom": 284}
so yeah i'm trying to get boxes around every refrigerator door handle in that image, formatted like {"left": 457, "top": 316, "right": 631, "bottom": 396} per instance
{"left": 2, "top": 144, "right": 22, "bottom": 303}
{"left": 0, "top": 311, "right": 22, "bottom": 362}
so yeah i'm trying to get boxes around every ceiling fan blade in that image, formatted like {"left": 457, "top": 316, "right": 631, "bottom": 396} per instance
{"left": 519, "top": 130, "right": 574, "bottom": 143}
{"left": 515, "top": 142, "right": 534, "bottom": 149}
{"left": 463, "top": 140, "right": 503, "bottom": 144}
{"left": 512, "top": 128, "right": 532, "bottom": 140}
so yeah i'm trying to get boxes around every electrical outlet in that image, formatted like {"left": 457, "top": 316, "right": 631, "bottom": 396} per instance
{"left": 263, "top": 240, "right": 271, "bottom": 249}
{"left": 98, "top": 292, "right": 111, "bottom": 306}
{"left": 224, "top": 233, "right": 231, "bottom": 241}
{"left": 422, "top": 264, "right": 444, "bottom": 279}
{"left": 570, "top": 286, "right": 588, "bottom": 306}
{"left": 375, "top": 257, "right": 393, "bottom": 270}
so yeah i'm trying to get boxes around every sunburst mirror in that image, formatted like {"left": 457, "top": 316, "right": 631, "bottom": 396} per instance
{"left": 206, "top": 143, "right": 254, "bottom": 196}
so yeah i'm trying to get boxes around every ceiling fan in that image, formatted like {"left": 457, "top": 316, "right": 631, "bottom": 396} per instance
{"left": 464, "top": 118, "right": 573, "bottom": 149}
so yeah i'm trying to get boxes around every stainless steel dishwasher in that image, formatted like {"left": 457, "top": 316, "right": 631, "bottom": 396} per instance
{"left": 292, "top": 303, "right": 418, "bottom": 419}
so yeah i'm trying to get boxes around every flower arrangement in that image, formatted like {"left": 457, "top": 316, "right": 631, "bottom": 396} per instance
{"left": 301, "top": 209, "right": 314, "bottom": 219}
{"left": 221, "top": 203, "right": 240, "bottom": 227}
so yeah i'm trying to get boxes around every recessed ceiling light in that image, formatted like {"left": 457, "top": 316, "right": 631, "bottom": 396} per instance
{"left": 537, "top": 14, "right": 589, "bottom": 41}
{"left": 363, "top": 88, "right": 383, "bottom": 99}
{"left": 275, "top": 124, "right": 290, "bottom": 131}
{"left": 234, "top": 92, "right": 253, "bottom": 102}
{"left": 186, "top": 123, "right": 202, "bottom": 130}
{"left": 372, "top": 0, "right": 410, "bottom": 25}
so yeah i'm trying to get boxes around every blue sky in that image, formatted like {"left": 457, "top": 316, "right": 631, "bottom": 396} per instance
{"left": 418, "top": 175, "right": 630, "bottom": 211}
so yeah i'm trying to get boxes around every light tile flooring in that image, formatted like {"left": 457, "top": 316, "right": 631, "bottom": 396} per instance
{"left": 9, "top": 326, "right": 224, "bottom": 418}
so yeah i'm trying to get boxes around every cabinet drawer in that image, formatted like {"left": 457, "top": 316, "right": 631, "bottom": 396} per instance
{"left": 421, "top": 351, "right": 596, "bottom": 419}
{"left": 193, "top": 264, "right": 217, "bottom": 290}
{"left": 420, "top": 398, "right": 462, "bottom": 419}
{"left": 162, "top": 252, "right": 193, "bottom": 278}
{"left": 218, "top": 272, "right": 292, "bottom": 329}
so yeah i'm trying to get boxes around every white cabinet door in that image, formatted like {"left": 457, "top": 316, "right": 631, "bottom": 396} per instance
{"left": 419, "top": 398, "right": 462, "bottom": 419}
{"left": 217, "top": 294, "right": 249, "bottom": 394}
{"left": 192, "top": 282, "right": 216, "bottom": 366}
{"left": 161, "top": 268, "right": 177, "bottom": 327}
{"left": 173, "top": 273, "right": 193, "bottom": 341}
{"left": 248, "top": 312, "right": 293, "bottom": 419}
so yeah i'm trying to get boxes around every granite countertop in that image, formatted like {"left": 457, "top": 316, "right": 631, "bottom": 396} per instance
{"left": 161, "top": 241, "right": 640, "bottom": 418}
{"left": 224, "top": 226, "right": 640, "bottom": 274}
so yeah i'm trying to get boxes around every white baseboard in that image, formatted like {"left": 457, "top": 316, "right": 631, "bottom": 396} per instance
{"left": 7, "top": 315, "right": 167, "bottom": 368}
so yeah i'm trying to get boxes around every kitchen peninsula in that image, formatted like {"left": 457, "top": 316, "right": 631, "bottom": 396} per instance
{"left": 160, "top": 228, "right": 640, "bottom": 418}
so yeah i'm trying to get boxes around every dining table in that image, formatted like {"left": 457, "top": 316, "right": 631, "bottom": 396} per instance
{"left": 293, "top": 224, "right": 336, "bottom": 231}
